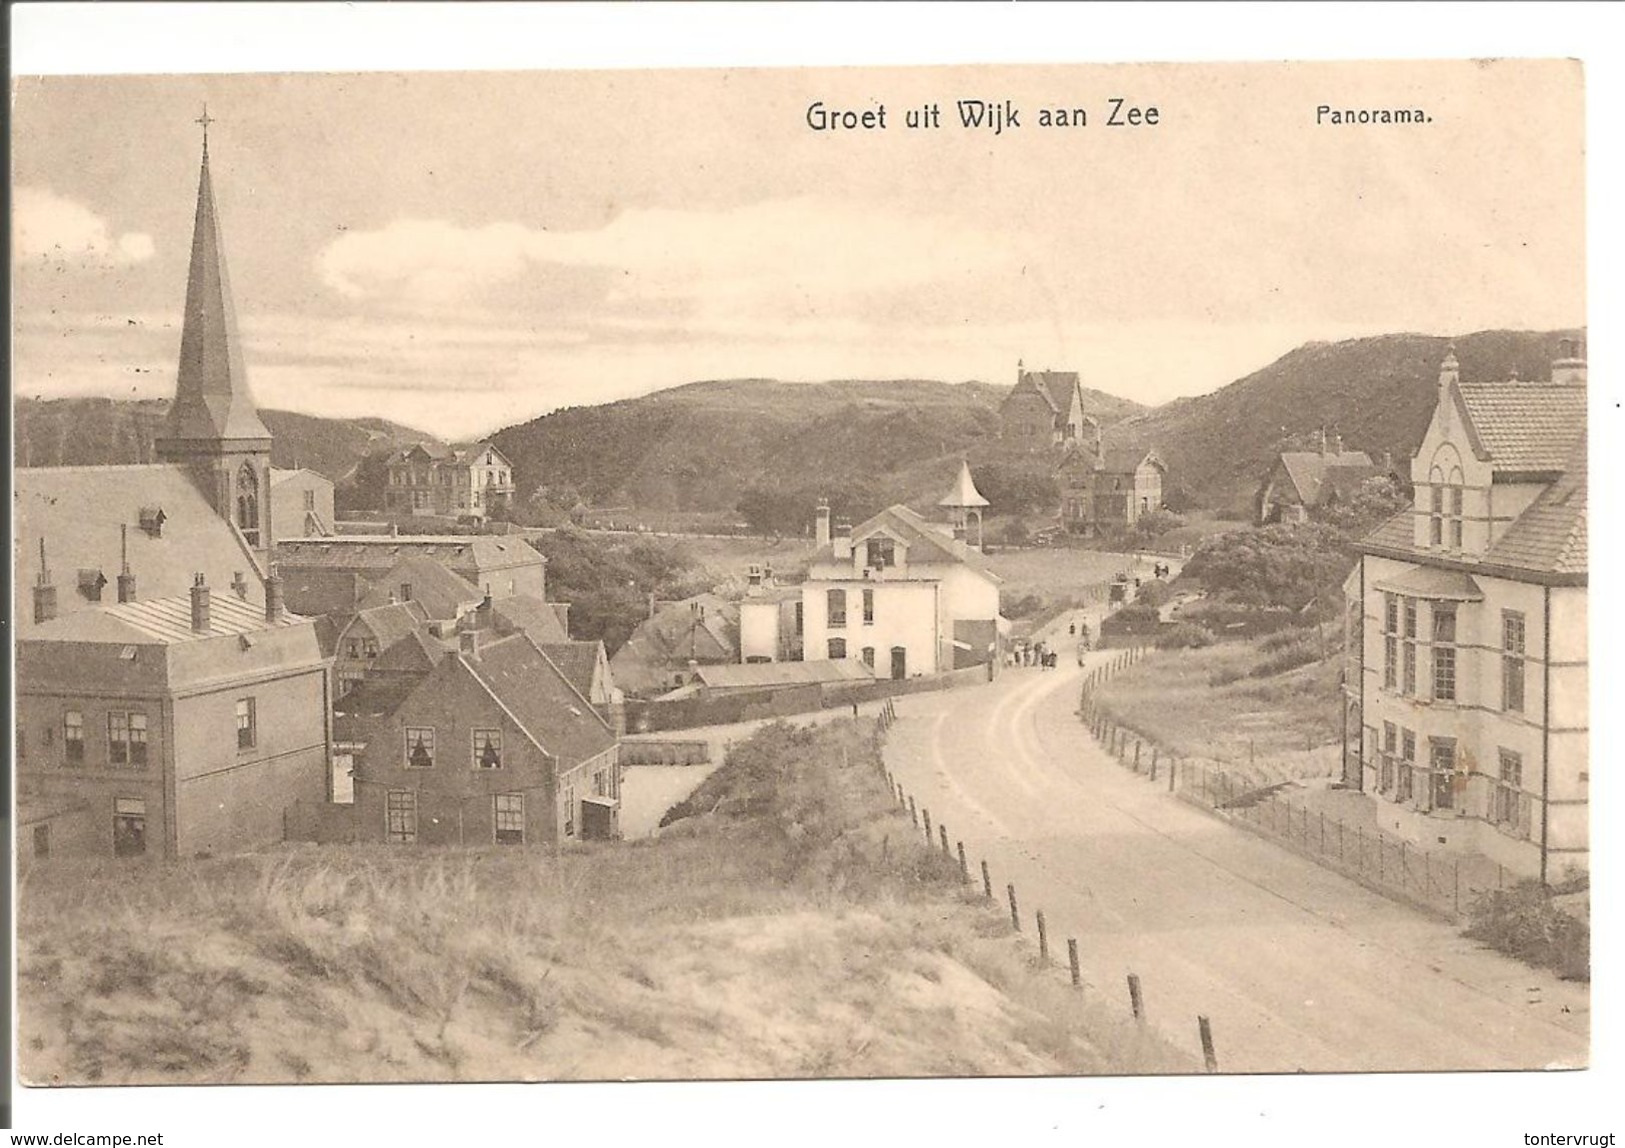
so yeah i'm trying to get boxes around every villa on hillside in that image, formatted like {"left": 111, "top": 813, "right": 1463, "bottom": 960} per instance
{"left": 1256, "top": 433, "right": 1392, "bottom": 525}
{"left": 1344, "top": 341, "right": 1587, "bottom": 882}
{"left": 1000, "top": 363, "right": 1099, "bottom": 452}
{"left": 383, "top": 441, "right": 516, "bottom": 521}
{"left": 1058, "top": 443, "right": 1168, "bottom": 535}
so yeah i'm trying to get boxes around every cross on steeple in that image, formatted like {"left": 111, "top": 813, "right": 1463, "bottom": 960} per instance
{"left": 196, "top": 105, "right": 215, "bottom": 154}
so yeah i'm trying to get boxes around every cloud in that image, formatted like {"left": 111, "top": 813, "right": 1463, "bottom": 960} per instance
{"left": 12, "top": 187, "right": 155, "bottom": 268}
{"left": 316, "top": 198, "right": 1028, "bottom": 320}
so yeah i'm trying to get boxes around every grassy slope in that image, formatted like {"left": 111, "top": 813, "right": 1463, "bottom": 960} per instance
{"left": 1091, "top": 632, "right": 1344, "bottom": 780}
{"left": 17, "top": 720, "right": 1192, "bottom": 1085}
{"left": 12, "top": 396, "right": 439, "bottom": 483}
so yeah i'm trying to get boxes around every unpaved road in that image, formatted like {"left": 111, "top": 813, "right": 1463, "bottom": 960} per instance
{"left": 883, "top": 610, "right": 1588, "bottom": 1074}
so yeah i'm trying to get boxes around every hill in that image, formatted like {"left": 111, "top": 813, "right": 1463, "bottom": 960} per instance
{"left": 12, "top": 396, "right": 440, "bottom": 485}
{"left": 489, "top": 377, "right": 1145, "bottom": 522}
{"left": 17, "top": 719, "right": 1191, "bottom": 1084}
{"left": 1102, "top": 329, "right": 1586, "bottom": 514}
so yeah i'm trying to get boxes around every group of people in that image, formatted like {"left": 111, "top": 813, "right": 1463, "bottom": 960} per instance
{"left": 1009, "top": 640, "right": 1060, "bottom": 670}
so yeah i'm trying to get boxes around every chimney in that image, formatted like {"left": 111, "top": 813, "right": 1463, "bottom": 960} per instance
{"left": 190, "top": 572, "right": 211, "bottom": 634}
{"left": 1551, "top": 338, "right": 1587, "bottom": 386}
{"left": 476, "top": 592, "right": 494, "bottom": 630}
{"left": 33, "top": 538, "right": 57, "bottom": 624}
{"left": 833, "top": 519, "right": 853, "bottom": 561}
{"left": 815, "top": 499, "right": 831, "bottom": 548}
{"left": 117, "top": 524, "right": 136, "bottom": 604}
{"left": 265, "top": 564, "right": 285, "bottom": 623}
{"left": 459, "top": 630, "right": 480, "bottom": 660}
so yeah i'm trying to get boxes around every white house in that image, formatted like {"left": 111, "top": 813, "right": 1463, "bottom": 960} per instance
{"left": 1346, "top": 342, "right": 1587, "bottom": 882}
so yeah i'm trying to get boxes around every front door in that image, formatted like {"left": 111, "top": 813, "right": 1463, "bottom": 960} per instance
{"left": 890, "top": 646, "right": 907, "bottom": 681}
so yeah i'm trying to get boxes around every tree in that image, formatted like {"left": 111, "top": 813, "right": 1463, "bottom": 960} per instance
{"left": 1314, "top": 474, "right": 1409, "bottom": 538}
{"left": 1182, "top": 522, "right": 1351, "bottom": 614}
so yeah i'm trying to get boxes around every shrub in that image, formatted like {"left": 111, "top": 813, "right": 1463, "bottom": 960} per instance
{"left": 1156, "top": 622, "right": 1213, "bottom": 650}
{"left": 1465, "top": 880, "right": 1589, "bottom": 982}
{"left": 1134, "top": 580, "right": 1173, "bottom": 608}
{"left": 1249, "top": 640, "right": 1320, "bottom": 677}
{"left": 1258, "top": 626, "right": 1314, "bottom": 653}
{"left": 1208, "top": 665, "right": 1246, "bottom": 687}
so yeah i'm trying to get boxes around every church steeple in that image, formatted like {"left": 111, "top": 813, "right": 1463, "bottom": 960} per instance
{"left": 156, "top": 114, "right": 274, "bottom": 569}
{"left": 163, "top": 116, "right": 270, "bottom": 444}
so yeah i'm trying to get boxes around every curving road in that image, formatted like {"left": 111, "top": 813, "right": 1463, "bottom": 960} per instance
{"left": 883, "top": 609, "right": 1588, "bottom": 1074}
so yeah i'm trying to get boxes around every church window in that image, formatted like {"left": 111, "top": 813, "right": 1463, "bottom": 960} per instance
{"left": 236, "top": 463, "right": 261, "bottom": 546}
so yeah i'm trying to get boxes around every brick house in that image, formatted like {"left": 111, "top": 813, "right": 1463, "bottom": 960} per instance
{"left": 1346, "top": 343, "right": 1587, "bottom": 881}
{"left": 1059, "top": 445, "right": 1167, "bottom": 534}
{"left": 1000, "top": 364, "right": 1098, "bottom": 452}
{"left": 383, "top": 441, "right": 516, "bottom": 521}
{"left": 1255, "top": 434, "right": 1385, "bottom": 525}
{"left": 17, "top": 577, "right": 332, "bottom": 861}
{"left": 346, "top": 631, "right": 620, "bottom": 846}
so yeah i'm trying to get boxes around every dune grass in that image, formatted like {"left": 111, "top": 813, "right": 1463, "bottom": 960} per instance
{"left": 18, "top": 719, "right": 1194, "bottom": 1085}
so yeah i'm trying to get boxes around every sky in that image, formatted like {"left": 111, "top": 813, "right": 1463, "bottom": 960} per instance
{"left": 11, "top": 61, "right": 1586, "bottom": 440}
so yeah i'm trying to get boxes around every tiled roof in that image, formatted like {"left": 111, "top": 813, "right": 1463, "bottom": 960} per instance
{"left": 15, "top": 464, "right": 263, "bottom": 635}
{"left": 1098, "top": 448, "right": 1166, "bottom": 476}
{"left": 1033, "top": 371, "right": 1081, "bottom": 415}
{"left": 465, "top": 634, "right": 617, "bottom": 768}
{"left": 490, "top": 593, "right": 572, "bottom": 643}
{"left": 1276, "top": 450, "right": 1375, "bottom": 504}
{"left": 346, "top": 600, "right": 430, "bottom": 651}
{"left": 1005, "top": 372, "right": 1061, "bottom": 415}
{"left": 27, "top": 589, "right": 304, "bottom": 646}
{"left": 1457, "top": 381, "right": 1586, "bottom": 475}
{"left": 275, "top": 534, "right": 545, "bottom": 574}
{"left": 860, "top": 505, "right": 998, "bottom": 575}
{"left": 1484, "top": 440, "right": 1587, "bottom": 576}
{"left": 357, "top": 556, "right": 483, "bottom": 621}
{"left": 537, "top": 641, "right": 606, "bottom": 702}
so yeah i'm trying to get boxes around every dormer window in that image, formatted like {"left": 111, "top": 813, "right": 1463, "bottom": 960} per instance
{"left": 77, "top": 568, "right": 108, "bottom": 601}
{"left": 139, "top": 506, "right": 167, "bottom": 537}
{"left": 866, "top": 538, "right": 895, "bottom": 569}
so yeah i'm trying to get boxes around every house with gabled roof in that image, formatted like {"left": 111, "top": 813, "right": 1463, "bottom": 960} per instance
{"left": 1346, "top": 342, "right": 1587, "bottom": 882}
{"left": 610, "top": 593, "right": 741, "bottom": 697}
{"left": 274, "top": 532, "right": 546, "bottom": 614}
{"left": 357, "top": 555, "right": 484, "bottom": 623}
{"left": 382, "top": 440, "right": 516, "bottom": 521}
{"left": 1000, "top": 363, "right": 1100, "bottom": 452}
{"left": 1057, "top": 442, "right": 1168, "bottom": 535}
{"left": 1256, "top": 433, "right": 1387, "bottom": 525}
{"left": 348, "top": 630, "right": 621, "bottom": 845}
{"left": 269, "top": 467, "right": 334, "bottom": 540}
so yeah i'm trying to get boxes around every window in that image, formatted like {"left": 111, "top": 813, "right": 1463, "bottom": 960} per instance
{"left": 1431, "top": 603, "right": 1457, "bottom": 702}
{"left": 362, "top": 639, "right": 379, "bottom": 659}
{"left": 236, "top": 698, "right": 257, "bottom": 750}
{"left": 1382, "top": 594, "right": 1398, "bottom": 690}
{"left": 828, "top": 637, "right": 848, "bottom": 660}
{"left": 1503, "top": 611, "right": 1526, "bottom": 713}
{"left": 1380, "top": 722, "right": 1397, "bottom": 792}
{"left": 794, "top": 601, "right": 804, "bottom": 637}
{"left": 1448, "top": 485, "right": 1464, "bottom": 549}
{"left": 386, "top": 790, "right": 418, "bottom": 844}
{"left": 861, "top": 646, "right": 875, "bottom": 669}
{"left": 347, "top": 639, "right": 362, "bottom": 658}
{"left": 113, "top": 797, "right": 147, "bottom": 857}
{"left": 827, "top": 589, "right": 847, "bottom": 627}
{"left": 1402, "top": 599, "right": 1417, "bottom": 696}
{"left": 564, "top": 784, "right": 576, "bottom": 838}
{"left": 303, "top": 489, "right": 316, "bottom": 511}
{"left": 405, "top": 727, "right": 436, "bottom": 769}
{"left": 1429, "top": 739, "right": 1457, "bottom": 811}
{"left": 236, "top": 463, "right": 260, "bottom": 546}
{"left": 338, "top": 670, "right": 364, "bottom": 696}
{"left": 399, "top": 582, "right": 413, "bottom": 602}
{"left": 862, "top": 588, "right": 875, "bottom": 624}
{"left": 1495, "top": 749, "right": 1527, "bottom": 836}
{"left": 1397, "top": 729, "right": 1416, "bottom": 802}
{"left": 473, "top": 728, "right": 502, "bottom": 770}
{"left": 494, "top": 794, "right": 524, "bottom": 845}
{"left": 866, "top": 537, "right": 895, "bottom": 569}
{"left": 1429, "top": 485, "right": 1443, "bottom": 546}
{"left": 64, "top": 711, "right": 85, "bottom": 765}
{"left": 108, "top": 712, "right": 148, "bottom": 768}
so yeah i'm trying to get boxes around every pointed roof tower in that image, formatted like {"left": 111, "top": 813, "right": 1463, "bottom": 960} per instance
{"left": 938, "top": 460, "right": 990, "bottom": 510}
{"left": 162, "top": 117, "right": 271, "bottom": 445}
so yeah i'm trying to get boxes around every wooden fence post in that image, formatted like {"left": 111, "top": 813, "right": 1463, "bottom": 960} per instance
{"left": 1169, "top": 757, "right": 1177, "bottom": 792}
{"left": 982, "top": 859, "right": 993, "bottom": 899}
{"left": 1127, "top": 973, "right": 1144, "bottom": 1021}
{"left": 922, "top": 808, "right": 933, "bottom": 845}
{"left": 1150, "top": 748, "right": 1159, "bottom": 781}
{"left": 958, "top": 841, "right": 969, "bottom": 883}
{"left": 1007, "top": 884, "right": 1021, "bottom": 932}
{"left": 1036, "top": 910, "right": 1049, "bottom": 963}
{"left": 1134, "top": 741, "right": 1142, "bottom": 771}
{"left": 940, "top": 823, "right": 951, "bottom": 857}
{"left": 1068, "top": 939, "right": 1081, "bottom": 989}
{"left": 1199, "top": 1016, "right": 1218, "bottom": 1073}
{"left": 908, "top": 795, "right": 918, "bottom": 828}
